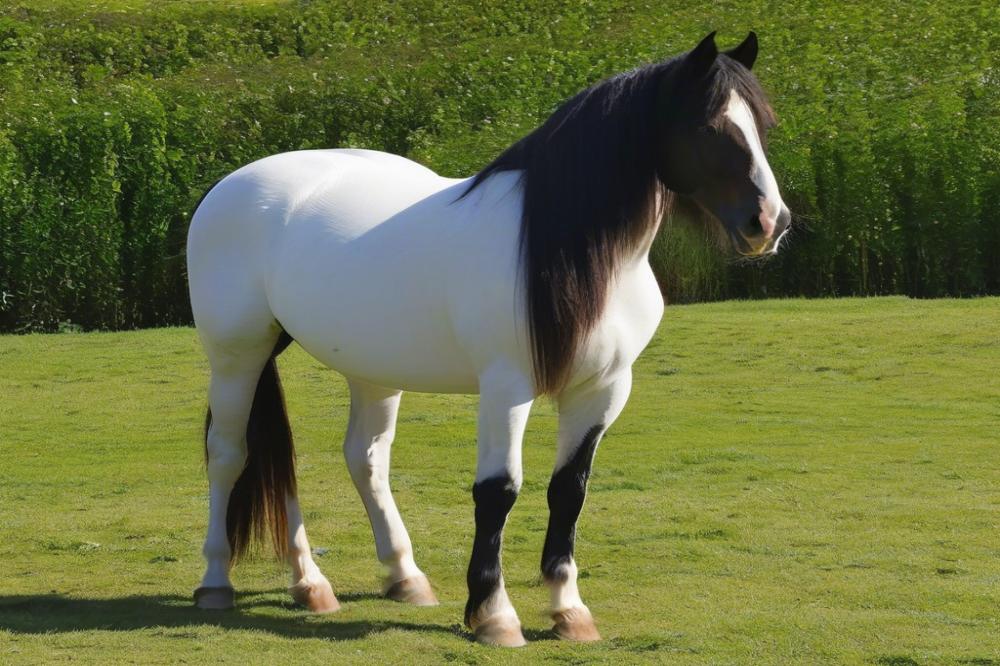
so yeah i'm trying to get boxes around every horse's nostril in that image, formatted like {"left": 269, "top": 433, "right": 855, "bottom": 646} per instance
{"left": 743, "top": 215, "right": 764, "bottom": 238}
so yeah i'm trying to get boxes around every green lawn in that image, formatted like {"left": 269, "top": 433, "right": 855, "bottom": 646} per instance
{"left": 1, "top": 297, "right": 997, "bottom": 664}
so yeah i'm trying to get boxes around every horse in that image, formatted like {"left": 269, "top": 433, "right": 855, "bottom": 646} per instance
{"left": 186, "top": 31, "right": 789, "bottom": 647}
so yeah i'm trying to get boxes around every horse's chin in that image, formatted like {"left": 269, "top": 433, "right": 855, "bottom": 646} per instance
{"left": 729, "top": 230, "right": 782, "bottom": 258}
{"left": 729, "top": 232, "right": 762, "bottom": 258}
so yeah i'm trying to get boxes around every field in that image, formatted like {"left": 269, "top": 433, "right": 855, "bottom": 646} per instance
{"left": 1, "top": 297, "right": 998, "bottom": 664}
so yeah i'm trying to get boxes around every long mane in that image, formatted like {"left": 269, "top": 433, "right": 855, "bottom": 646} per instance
{"left": 464, "top": 54, "right": 772, "bottom": 395}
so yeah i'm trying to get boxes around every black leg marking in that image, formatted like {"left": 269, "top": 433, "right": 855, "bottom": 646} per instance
{"left": 464, "top": 475, "right": 518, "bottom": 626}
{"left": 542, "top": 425, "right": 604, "bottom": 582}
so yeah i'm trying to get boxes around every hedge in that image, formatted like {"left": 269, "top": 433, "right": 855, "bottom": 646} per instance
{"left": 1, "top": 1, "right": 998, "bottom": 331}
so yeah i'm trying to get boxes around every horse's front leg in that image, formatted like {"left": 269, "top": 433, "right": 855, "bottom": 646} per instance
{"left": 543, "top": 369, "right": 633, "bottom": 641}
{"left": 465, "top": 366, "right": 534, "bottom": 647}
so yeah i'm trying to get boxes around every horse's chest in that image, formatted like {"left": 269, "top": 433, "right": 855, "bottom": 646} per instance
{"left": 571, "top": 261, "right": 665, "bottom": 384}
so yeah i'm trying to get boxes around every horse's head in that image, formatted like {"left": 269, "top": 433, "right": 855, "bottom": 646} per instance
{"left": 655, "top": 32, "right": 790, "bottom": 257}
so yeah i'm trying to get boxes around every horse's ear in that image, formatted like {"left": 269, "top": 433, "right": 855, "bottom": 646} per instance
{"left": 726, "top": 31, "right": 758, "bottom": 70}
{"left": 683, "top": 31, "right": 718, "bottom": 78}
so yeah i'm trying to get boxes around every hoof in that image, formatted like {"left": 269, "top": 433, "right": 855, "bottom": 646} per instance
{"left": 289, "top": 577, "right": 341, "bottom": 614}
{"left": 384, "top": 574, "right": 439, "bottom": 606}
{"left": 552, "top": 606, "right": 601, "bottom": 642}
{"left": 193, "top": 586, "right": 235, "bottom": 611}
{"left": 472, "top": 614, "right": 527, "bottom": 648}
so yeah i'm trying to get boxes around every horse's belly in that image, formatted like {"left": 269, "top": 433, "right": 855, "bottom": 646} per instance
{"left": 278, "top": 282, "right": 480, "bottom": 393}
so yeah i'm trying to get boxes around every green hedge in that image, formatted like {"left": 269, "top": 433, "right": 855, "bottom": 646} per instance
{"left": 1, "top": 1, "right": 998, "bottom": 331}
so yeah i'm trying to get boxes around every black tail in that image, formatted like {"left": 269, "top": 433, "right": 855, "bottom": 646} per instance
{"left": 204, "top": 332, "right": 296, "bottom": 562}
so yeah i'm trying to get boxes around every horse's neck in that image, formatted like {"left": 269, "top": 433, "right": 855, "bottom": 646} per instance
{"left": 622, "top": 192, "right": 665, "bottom": 268}
{"left": 637, "top": 209, "right": 664, "bottom": 260}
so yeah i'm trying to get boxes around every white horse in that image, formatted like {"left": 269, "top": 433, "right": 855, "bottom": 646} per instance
{"left": 187, "top": 32, "right": 789, "bottom": 646}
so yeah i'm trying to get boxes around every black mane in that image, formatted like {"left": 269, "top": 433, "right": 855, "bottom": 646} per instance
{"left": 465, "top": 53, "right": 773, "bottom": 395}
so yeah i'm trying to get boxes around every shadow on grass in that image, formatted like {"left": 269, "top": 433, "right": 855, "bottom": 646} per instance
{"left": 0, "top": 590, "right": 507, "bottom": 642}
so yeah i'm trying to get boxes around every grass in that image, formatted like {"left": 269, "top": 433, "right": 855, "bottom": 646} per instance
{"left": 1, "top": 297, "right": 998, "bottom": 664}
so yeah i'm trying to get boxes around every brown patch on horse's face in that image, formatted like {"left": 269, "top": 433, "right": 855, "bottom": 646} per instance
{"left": 686, "top": 116, "right": 768, "bottom": 254}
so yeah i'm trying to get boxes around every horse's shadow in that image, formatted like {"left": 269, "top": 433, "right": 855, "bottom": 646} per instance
{"left": 0, "top": 591, "right": 555, "bottom": 643}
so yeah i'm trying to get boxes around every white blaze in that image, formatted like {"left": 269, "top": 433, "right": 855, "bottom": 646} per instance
{"left": 724, "top": 89, "right": 784, "bottom": 240}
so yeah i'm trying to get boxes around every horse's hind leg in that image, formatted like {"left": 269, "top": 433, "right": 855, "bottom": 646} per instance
{"left": 543, "top": 370, "right": 633, "bottom": 641}
{"left": 286, "top": 495, "right": 340, "bottom": 612}
{"left": 342, "top": 379, "right": 437, "bottom": 606}
{"left": 195, "top": 327, "right": 279, "bottom": 609}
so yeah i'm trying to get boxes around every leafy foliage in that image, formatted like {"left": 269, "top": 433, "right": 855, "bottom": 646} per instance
{"left": 1, "top": 0, "right": 998, "bottom": 330}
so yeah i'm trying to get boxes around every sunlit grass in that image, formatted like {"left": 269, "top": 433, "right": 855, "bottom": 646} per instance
{"left": 1, "top": 297, "right": 998, "bottom": 664}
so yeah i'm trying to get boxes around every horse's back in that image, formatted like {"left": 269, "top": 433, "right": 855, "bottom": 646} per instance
{"left": 190, "top": 149, "right": 445, "bottom": 238}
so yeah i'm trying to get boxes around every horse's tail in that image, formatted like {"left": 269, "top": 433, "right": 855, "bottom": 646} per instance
{"left": 204, "top": 331, "right": 297, "bottom": 562}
